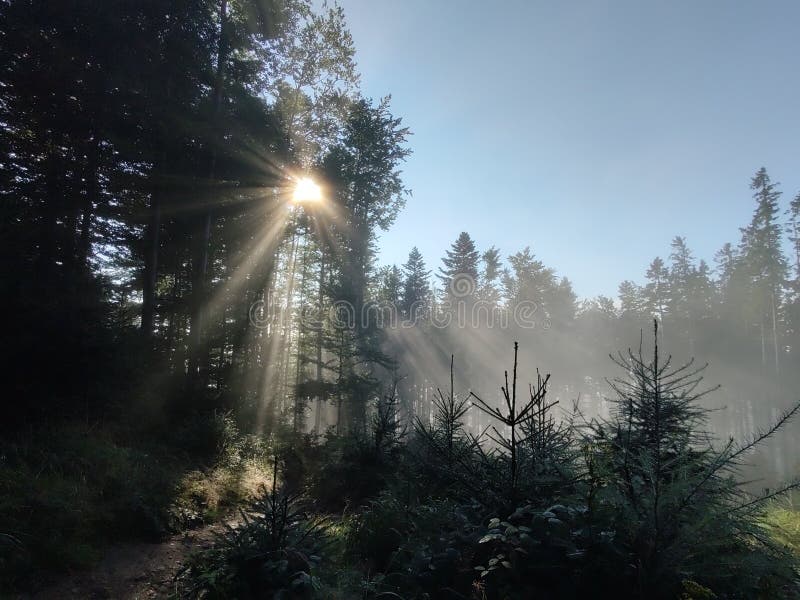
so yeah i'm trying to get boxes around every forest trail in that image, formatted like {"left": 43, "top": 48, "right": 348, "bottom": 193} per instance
{"left": 24, "top": 522, "right": 230, "bottom": 600}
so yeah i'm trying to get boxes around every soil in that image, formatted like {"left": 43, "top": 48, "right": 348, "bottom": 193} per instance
{"left": 21, "top": 523, "right": 228, "bottom": 600}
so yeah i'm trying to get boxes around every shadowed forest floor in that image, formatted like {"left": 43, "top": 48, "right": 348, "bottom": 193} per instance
{"left": 26, "top": 521, "right": 229, "bottom": 600}
{"left": 4, "top": 410, "right": 800, "bottom": 599}
{"left": 0, "top": 415, "right": 272, "bottom": 597}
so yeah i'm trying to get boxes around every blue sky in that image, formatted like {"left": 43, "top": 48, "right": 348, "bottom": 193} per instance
{"left": 338, "top": 0, "right": 800, "bottom": 299}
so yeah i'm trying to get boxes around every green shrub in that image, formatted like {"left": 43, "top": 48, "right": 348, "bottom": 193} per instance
{"left": 178, "top": 460, "right": 329, "bottom": 599}
{"left": 347, "top": 492, "right": 408, "bottom": 571}
{"left": 0, "top": 421, "right": 180, "bottom": 588}
{"left": 308, "top": 430, "right": 398, "bottom": 510}
{"left": 173, "top": 410, "right": 242, "bottom": 466}
{"left": 579, "top": 322, "right": 800, "bottom": 598}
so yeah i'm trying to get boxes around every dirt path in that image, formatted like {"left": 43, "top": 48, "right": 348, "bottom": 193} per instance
{"left": 24, "top": 523, "right": 228, "bottom": 600}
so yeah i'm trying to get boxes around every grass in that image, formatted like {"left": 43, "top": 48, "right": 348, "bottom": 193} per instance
{"left": 3, "top": 412, "right": 798, "bottom": 597}
{"left": 763, "top": 498, "right": 800, "bottom": 558}
{"left": 173, "top": 458, "right": 273, "bottom": 524}
{"left": 0, "top": 414, "right": 273, "bottom": 591}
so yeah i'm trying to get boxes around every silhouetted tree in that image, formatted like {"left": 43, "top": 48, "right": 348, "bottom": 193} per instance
{"left": 438, "top": 232, "right": 480, "bottom": 302}
{"left": 644, "top": 257, "right": 669, "bottom": 325}
{"left": 322, "top": 96, "right": 411, "bottom": 430}
{"left": 401, "top": 246, "right": 431, "bottom": 319}
{"left": 739, "top": 167, "right": 788, "bottom": 375}
{"left": 480, "top": 245, "right": 503, "bottom": 305}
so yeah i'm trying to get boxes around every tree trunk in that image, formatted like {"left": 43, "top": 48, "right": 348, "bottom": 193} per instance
{"left": 38, "top": 147, "right": 61, "bottom": 279}
{"left": 292, "top": 239, "right": 311, "bottom": 431}
{"left": 141, "top": 151, "right": 164, "bottom": 337}
{"left": 771, "top": 291, "right": 780, "bottom": 376}
{"left": 188, "top": 0, "right": 228, "bottom": 389}
{"left": 314, "top": 257, "right": 325, "bottom": 434}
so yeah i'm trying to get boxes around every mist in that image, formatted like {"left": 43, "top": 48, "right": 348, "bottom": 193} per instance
{"left": 2, "top": 1, "right": 800, "bottom": 598}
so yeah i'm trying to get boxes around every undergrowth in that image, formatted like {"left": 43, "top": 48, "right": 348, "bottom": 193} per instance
{"left": 0, "top": 411, "right": 272, "bottom": 591}
{"left": 5, "top": 327, "right": 800, "bottom": 599}
{"left": 180, "top": 323, "right": 800, "bottom": 599}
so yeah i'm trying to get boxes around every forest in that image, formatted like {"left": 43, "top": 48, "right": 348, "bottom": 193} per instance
{"left": 2, "top": 1, "right": 800, "bottom": 598}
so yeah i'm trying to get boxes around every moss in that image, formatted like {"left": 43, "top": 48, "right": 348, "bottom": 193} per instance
{"left": 763, "top": 503, "right": 800, "bottom": 557}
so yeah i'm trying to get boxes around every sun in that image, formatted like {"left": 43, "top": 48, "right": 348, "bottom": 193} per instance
{"left": 292, "top": 177, "right": 322, "bottom": 203}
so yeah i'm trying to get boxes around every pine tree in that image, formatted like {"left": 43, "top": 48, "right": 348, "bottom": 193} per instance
{"left": 437, "top": 232, "right": 480, "bottom": 301}
{"left": 548, "top": 277, "right": 578, "bottom": 327}
{"left": 714, "top": 243, "right": 738, "bottom": 292}
{"left": 688, "top": 259, "right": 715, "bottom": 321}
{"left": 739, "top": 168, "right": 788, "bottom": 374}
{"left": 740, "top": 168, "right": 787, "bottom": 296}
{"left": 479, "top": 246, "right": 503, "bottom": 305}
{"left": 787, "top": 191, "right": 800, "bottom": 284}
{"left": 469, "top": 342, "right": 551, "bottom": 506}
{"left": 714, "top": 242, "right": 749, "bottom": 327}
{"left": 618, "top": 280, "right": 646, "bottom": 317}
{"left": 644, "top": 257, "right": 669, "bottom": 325}
{"left": 667, "top": 236, "right": 695, "bottom": 320}
{"left": 593, "top": 295, "right": 617, "bottom": 317}
{"left": 0, "top": 0, "right": 221, "bottom": 423}
{"left": 401, "top": 247, "right": 431, "bottom": 319}
{"left": 592, "top": 320, "right": 800, "bottom": 597}
{"left": 321, "top": 96, "right": 410, "bottom": 430}
{"left": 377, "top": 265, "right": 402, "bottom": 305}
{"left": 786, "top": 192, "right": 800, "bottom": 355}
{"left": 503, "top": 247, "right": 556, "bottom": 314}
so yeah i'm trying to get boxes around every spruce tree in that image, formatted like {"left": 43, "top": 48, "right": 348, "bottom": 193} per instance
{"left": 503, "top": 246, "right": 556, "bottom": 314}
{"left": 548, "top": 276, "right": 578, "bottom": 327}
{"left": 618, "top": 280, "right": 646, "bottom": 317}
{"left": 787, "top": 191, "right": 800, "bottom": 284}
{"left": 437, "top": 232, "right": 480, "bottom": 301}
{"left": 480, "top": 245, "right": 503, "bottom": 305}
{"left": 644, "top": 257, "right": 669, "bottom": 324}
{"left": 786, "top": 193, "right": 800, "bottom": 357}
{"left": 688, "top": 259, "right": 715, "bottom": 322}
{"left": 714, "top": 242, "right": 749, "bottom": 324}
{"left": 377, "top": 265, "right": 402, "bottom": 305}
{"left": 741, "top": 168, "right": 787, "bottom": 295}
{"left": 667, "top": 236, "right": 695, "bottom": 320}
{"left": 401, "top": 246, "right": 431, "bottom": 319}
{"left": 739, "top": 168, "right": 788, "bottom": 374}
{"left": 591, "top": 320, "right": 800, "bottom": 598}
{"left": 321, "top": 96, "right": 410, "bottom": 430}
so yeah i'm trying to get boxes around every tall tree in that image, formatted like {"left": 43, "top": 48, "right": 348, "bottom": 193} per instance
{"left": 689, "top": 259, "right": 715, "bottom": 321}
{"left": 479, "top": 245, "right": 503, "bottom": 306}
{"left": 548, "top": 277, "right": 578, "bottom": 328}
{"left": 739, "top": 168, "right": 788, "bottom": 374}
{"left": 401, "top": 247, "right": 431, "bottom": 319}
{"left": 269, "top": 1, "right": 360, "bottom": 161}
{"left": 377, "top": 265, "right": 402, "bottom": 305}
{"left": 619, "top": 280, "right": 646, "bottom": 317}
{"left": 787, "top": 192, "right": 800, "bottom": 284}
{"left": 667, "top": 236, "right": 695, "bottom": 320}
{"left": 0, "top": 0, "right": 219, "bottom": 423}
{"left": 785, "top": 192, "right": 800, "bottom": 355}
{"left": 438, "top": 232, "right": 480, "bottom": 304}
{"left": 138, "top": 1, "right": 217, "bottom": 339}
{"left": 322, "top": 96, "right": 411, "bottom": 429}
{"left": 644, "top": 257, "right": 669, "bottom": 325}
{"left": 503, "top": 246, "right": 556, "bottom": 315}
{"left": 187, "top": 0, "right": 294, "bottom": 388}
